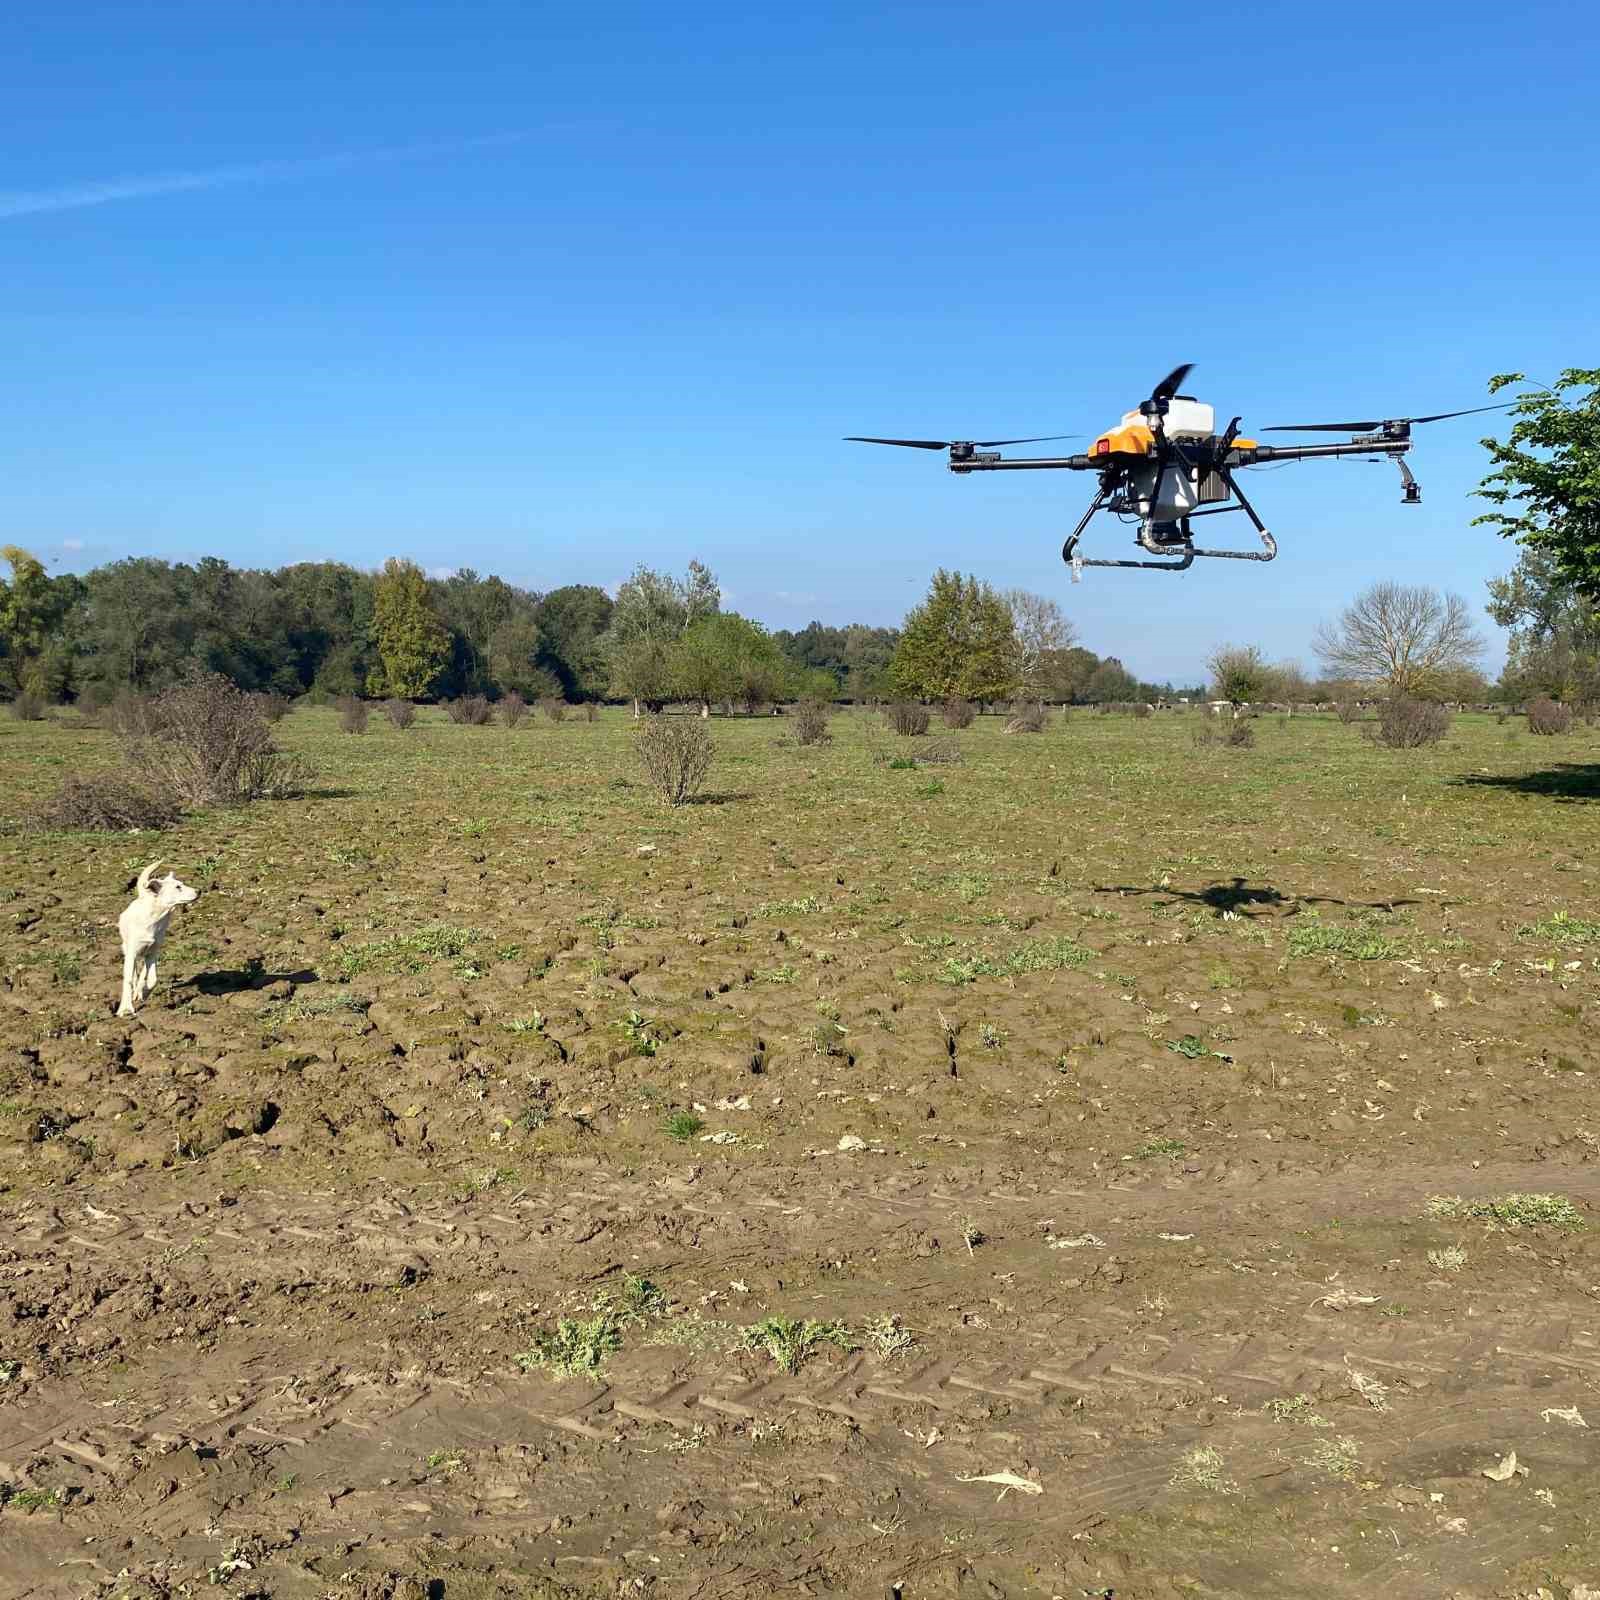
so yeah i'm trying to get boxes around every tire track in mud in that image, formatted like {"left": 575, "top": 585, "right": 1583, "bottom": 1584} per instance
{"left": 5, "top": 1156, "right": 1599, "bottom": 1597}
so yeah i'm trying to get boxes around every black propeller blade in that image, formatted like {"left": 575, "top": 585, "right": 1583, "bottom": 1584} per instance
{"left": 844, "top": 434, "right": 1076, "bottom": 450}
{"left": 1262, "top": 402, "right": 1514, "bottom": 434}
{"left": 1151, "top": 363, "right": 1194, "bottom": 404}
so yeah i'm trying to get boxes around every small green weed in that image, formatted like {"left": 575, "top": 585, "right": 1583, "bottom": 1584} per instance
{"left": 1166, "top": 1035, "right": 1231, "bottom": 1062}
{"left": 741, "top": 1316, "right": 855, "bottom": 1374}
{"left": 618, "top": 1009, "right": 662, "bottom": 1056}
{"left": 756, "top": 896, "right": 822, "bottom": 918}
{"left": 514, "top": 1311, "right": 623, "bottom": 1378}
{"left": 1286, "top": 917, "right": 1402, "bottom": 961}
{"left": 1301, "top": 1435, "right": 1361, "bottom": 1479}
{"left": 504, "top": 1011, "right": 547, "bottom": 1035}
{"left": 1517, "top": 912, "right": 1600, "bottom": 945}
{"left": 664, "top": 1111, "right": 705, "bottom": 1142}
{"left": 1133, "top": 1136, "right": 1186, "bottom": 1160}
{"left": 1170, "top": 1444, "right": 1238, "bottom": 1495}
{"left": 1426, "top": 1193, "right": 1582, "bottom": 1230}
{"left": 1264, "top": 1394, "right": 1330, "bottom": 1428}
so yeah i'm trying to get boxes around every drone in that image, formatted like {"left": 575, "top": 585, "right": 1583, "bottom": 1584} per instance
{"left": 847, "top": 364, "right": 1509, "bottom": 577}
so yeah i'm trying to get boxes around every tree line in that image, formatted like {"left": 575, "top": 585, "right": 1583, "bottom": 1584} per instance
{"left": 0, "top": 548, "right": 1202, "bottom": 710}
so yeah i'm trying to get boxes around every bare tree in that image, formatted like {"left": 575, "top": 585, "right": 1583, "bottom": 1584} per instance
{"left": 1314, "top": 582, "right": 1485, "bottom": 698}
{"left": 1001, "top": 589, "right": 1077, "bottom": 700}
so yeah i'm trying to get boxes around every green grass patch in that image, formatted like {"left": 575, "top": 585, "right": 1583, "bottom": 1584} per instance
{"left": 1517, "top": 912, "right": 1600, "bottom": 946}
{"left": 1286, "top": 917, "right": 1402, "bottom": 961}
{"left": 513, "top": 1311, "right": 624, "bottom": 1378}
{"left": 1426, "top": 1193, "right": 1583, "bottom": 1230}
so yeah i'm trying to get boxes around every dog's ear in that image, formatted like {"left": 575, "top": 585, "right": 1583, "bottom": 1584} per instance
{"left": 136, "top": 860, "right": 165, "bottom": 894}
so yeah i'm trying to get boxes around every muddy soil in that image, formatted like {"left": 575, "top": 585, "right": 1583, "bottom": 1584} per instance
{"left": 3, "top": 706, "right": 1598, "bottom": 1599}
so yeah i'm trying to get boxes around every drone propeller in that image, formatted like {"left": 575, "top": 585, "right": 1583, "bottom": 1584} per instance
{"left": 1262, "top": 402, "right": 1513, "bottom": 434}
{"left": 1150, "top": 363, "right": 1194, "bottom": 405}
{"left": 844, "top": 434, "right": 1076, "bottom": 450}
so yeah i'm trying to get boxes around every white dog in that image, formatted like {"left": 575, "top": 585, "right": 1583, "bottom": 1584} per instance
{"left": 117, "top": 861, "right": 198, "bottom": 1017}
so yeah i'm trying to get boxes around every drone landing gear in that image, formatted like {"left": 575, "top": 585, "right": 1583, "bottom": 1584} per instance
{"left": 1063, "top": 471, "right": 1277, "bottom": 581}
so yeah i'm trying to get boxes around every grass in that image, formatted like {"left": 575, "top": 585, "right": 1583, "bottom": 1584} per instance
{"left": 938, "top": 934, "right": 1096, "bottom": 986}
{"left": 1133, "top": 1136, "right": 1186, "bottom": 1160}
{"left": 1517, "top": 911, "right": 1600, "bottom": 946}
{"left": 1427, "top": 1244, "right": 1468, "bottom": 1272}
{"left": 323, "top": 923, "right": 479, "bottom": 979}
{"left": 663, "top": 1111, "right": 705, "bottom": 1142}
{"left": 740, "top": 1315, "right": 855, "bottom": 1374}
{"left": 1301, "top": 1435, "right": 1361, "bottom": 1479}
{"left": 514, "top": 1310, "right": 624, "bottom": 1378}
{"left": 861, "top": 1314, "right": 916, "bottom": 1359}
{"left": 1426, "top": 1193, "right": 1583, "bottom": 1229}
{"left": 1170, "top": 1445, "right": 1238, "bottom": 1495}
{"left": 1264, "top": 1394, "right": 1331, "bottom": 1428}
{"left": 1286, "top": 917, "right": 1403, "bottom": 961}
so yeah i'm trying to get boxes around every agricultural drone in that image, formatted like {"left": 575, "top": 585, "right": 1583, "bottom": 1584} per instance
{"left": 848, "top": 364, "right": 1509, "bottom": 577}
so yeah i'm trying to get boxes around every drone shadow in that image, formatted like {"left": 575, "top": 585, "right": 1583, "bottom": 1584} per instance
{"left": 1094, "top": 876, "right": 1418, "bottom": 919}
{"left": 1452, "top": 764, "right": 1600, "bottom": 803}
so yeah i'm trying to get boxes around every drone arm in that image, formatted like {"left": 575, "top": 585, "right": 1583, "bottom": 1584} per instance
{"left": 1230, "top": 438, "right": 1410, "bottom": 466}
{"left": 949, "top": 453, "right": 1098, "bottom": 474}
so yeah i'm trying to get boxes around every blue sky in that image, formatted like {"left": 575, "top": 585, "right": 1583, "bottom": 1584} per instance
{"left": 3, "top": 1, "right": 1595, "bottom": 680}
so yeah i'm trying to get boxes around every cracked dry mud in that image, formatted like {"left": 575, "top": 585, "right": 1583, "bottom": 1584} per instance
{"left": 3, "top": 706, "right": 1599, "bottom": 1599}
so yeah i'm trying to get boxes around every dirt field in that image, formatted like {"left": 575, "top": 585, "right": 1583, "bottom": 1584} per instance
{"left": 3, "top": 703, "right": 1599, "bottom": 1600}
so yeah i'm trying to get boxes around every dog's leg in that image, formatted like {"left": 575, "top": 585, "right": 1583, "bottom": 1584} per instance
{"left": 119, "top": 948, "right": 138, "bottom": 1016}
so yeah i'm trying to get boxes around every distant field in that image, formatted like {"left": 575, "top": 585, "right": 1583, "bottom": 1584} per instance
{"left": 3, "top": 703, "right": 1599, "bottom": 1599}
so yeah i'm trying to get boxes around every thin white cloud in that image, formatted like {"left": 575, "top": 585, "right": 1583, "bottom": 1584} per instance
{"left": 61, "top": 538, "right": 85, "bottom": 551}
{"left": 0, "top": 131, "right": 530, "bottom": 221}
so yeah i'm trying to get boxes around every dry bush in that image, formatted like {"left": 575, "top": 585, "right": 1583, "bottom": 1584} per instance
{"left": 107, "top": 690, "right": 154, "bottom": 738}
{"left": 446, "top": 695, "right": 493, "bottom": 726}
{"left": 940, "top": 698, "right": 975, "bottom": 729}
{"left": 542, "top": 697, "right": 567, "bottom": 723}
{"left": 1003, "top": 704, "right": 1047, "bottom": 734}
{"left": 36, "top": 770, "right": 183, "bottom": 832}
{"left": 886, "top": 703, "right": 930, "bottom": 736}
{"left": 1527, "top": 696, "right": 1572, "bottom": 736}
{"left": 1132, "top": 702, "right": 1153, "bottom": 719}
{"left": 252, "top": 691, "right": 292, "bottom": 723}
{"left": 123, "top": 670, "right": 303, "bottom": 805}
{"left": 1369, "top": 697, "right": 1450, "bottom": 749}
{"left": 9, "top": 690, "right": 47, "bottom": 721}
{"left": 1334, "top": 697, "right": 1361, "bottom": 725}
{"left": 635, "top": 715, "right": 714, "bottom": 806}
{"left": 583, "top": 702, "right": 598, "bottom": 723}
{"left": 500, "top": 691, "right": 528, "bottom": 728}
{"left": 914, "top": 737, "right": 963, "bottom": 765}
{"left": 1221, "top": 719, "right": 1255, "bottom": 748}
{"left": 383, "top": 697, "right": 416, "bottom": 730}
{"left": 336, "top": 695, "right": 369, "bottom": 734}
{"left": 792, "top": 698, "right": 832, "bottom": 746}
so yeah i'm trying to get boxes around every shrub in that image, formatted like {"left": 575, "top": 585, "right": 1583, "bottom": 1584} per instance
{"left": 915, "top": 737, "right": 963, "bottom": 766}
{"left": 887, "top": 703, "right": 930, "bottom": 736}
{"left": 106, "top": 690, "right": 154, "bottom": 738}
{"left": 336, "top": 695, "right": 369, "bottom": 734}
{"left": 1370, "top": 697, "right": 1449, "bottom": 749}
{"left": 446, "top": 695, "right": 493, "bottom": 726}
{"left": 501, "top": 691, "right": 529, "bottom": 728}
{"left": 792, "top": 698, "right": 832, "bottom": 746}
{"left": 940, "top": 698, "right": 975, "bottom": 729}
{"left": 1221, "top": 719, "right": 1255, "bottom": 748}
{"left": 635, "top": 715, "right": 713, "bottom": 806}
{"left": 252, "top": 692, "right": 292, "bottom": 723}
{"left": 542, "top": 697, "right": 567, "bottom": 723}
{"left": 126, "top": 669, "right": 303, "bottom": 806}
{"left": 383, "top": 698, "right": 416, "bottom": 731}
{"left": 1334, "top": 697, "right": 1361, "bottom": 725}
{"left": 1003, "top": 704, "right": 1047, "bottom": 734}
{"left": 9, "top": 690, "right": 46, "bottom": 721}
{"left": 1132, "top": 702, "right": 1153, "bottom": 719}
{"left": 583, "top": 702, "right": 598, "bottom": 723}
{"left": 1527, "top": 697, "right": 1572, "bottom": 736}
{"left": 36, "top": 770, "right": 183, "bottom": 832}
{"left": 75, "top": 682, "right": 115, "bottom": 718}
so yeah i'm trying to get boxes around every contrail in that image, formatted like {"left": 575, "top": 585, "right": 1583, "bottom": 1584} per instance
{"left": 0, "top": 132, "right": 531, "bottom": 221}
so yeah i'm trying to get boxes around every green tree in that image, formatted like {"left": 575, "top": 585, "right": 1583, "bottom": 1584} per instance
{"left": 1487, "top": 545, "right": 1600, "bottom": 704}
{"left": 1, "top": 546, "right": 79, "bottom": 696}
{"left": 369, "top": 558, "right": 451, "bottom": 699}
{"left": 1083, "top": 656, "right": 1139, "bottom": 703}
{"left": 1473, "top": 371, "right": 1600, "bottom": 606}
{"left": 889, "top": 570, "right": 1018, "bottom": 704}
{"left": 609, "top": 636, "right": 675, "bottom": 714}
{"left": 80, "top": 558, "right": 195, "bottom": 690}
{"left": 535, "top": 584, "right": 614, "bottom": 699}
{"left": 603, "top": 561, "right": 720, "bottom": 714}
{"left": 1206, "top": 644, "right": 1271, "bottom": 705}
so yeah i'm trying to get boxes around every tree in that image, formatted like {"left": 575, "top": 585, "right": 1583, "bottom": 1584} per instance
{"left": 1045, "top": 645, "right": 1101, "bottom": 703}
{"left": 1001, "top": 589, "right": 1077, "bottom": 699}
{"left": 2, "top": 545, "right": 79, "bottom": 697}
{"left": 889, "top": 570, "right": 1019, "bottom": 704}
{"left": 1272, "top": 660, "right": 1312, "bottom": 704}
{"left": 609, "top": 636, "right": 675, "bottom": 714}
{"left": 1473, "top": 370, "right": 1600, "bottom": 606}
{"left": 1313, "top": 582, "right": 1485, "bottom": 699}
{"left": 673, "top": 616, "right": 738, "bottom": 714}
{"left": 369, "top": 558, "right": 451, "bottom": 699}
{"left": 535, "top": 584, "right": 613, "bottom": 700}
{"left": 1487, "top": 546, "right": 1600, "bottom": 705}
{"left": 1206, "top": 644, "right": 1271, "bottom": 705}
{"left": 1083, "top": 656, "right": 1139, "bottom": 703}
